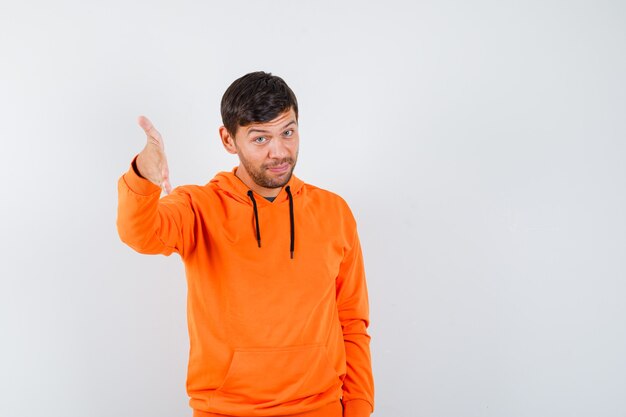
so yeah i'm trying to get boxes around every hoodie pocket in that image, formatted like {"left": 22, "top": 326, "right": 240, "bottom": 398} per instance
{"left": 216, "top": 344, "right": 339, "bottom": 404}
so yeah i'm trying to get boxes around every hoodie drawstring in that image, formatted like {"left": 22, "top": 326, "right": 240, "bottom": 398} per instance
{"left": 246, "top": 187, "right": 295, "bottom": 259}
{"left": 247, "top": 190, "right": 261, "bottom": 248}
{"left": 286, "top": 185, "right": 295, "bottom": 259}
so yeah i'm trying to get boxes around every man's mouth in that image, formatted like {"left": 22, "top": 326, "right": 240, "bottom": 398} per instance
{"left": 267, "top": 162, "right": 290, "bottom": 173}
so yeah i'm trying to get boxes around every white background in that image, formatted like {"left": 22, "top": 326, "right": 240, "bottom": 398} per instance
{"left": 1, "top": 1, "right": 625, "bottom": 416}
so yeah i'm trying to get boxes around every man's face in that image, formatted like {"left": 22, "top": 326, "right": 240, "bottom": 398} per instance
{"left": 221, "top": 108, "right": 299, "bottom": 194}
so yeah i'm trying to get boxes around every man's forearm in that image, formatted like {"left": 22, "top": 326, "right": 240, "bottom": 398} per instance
{"left": 117, "top": 154, "right": 195, "bottom": 257}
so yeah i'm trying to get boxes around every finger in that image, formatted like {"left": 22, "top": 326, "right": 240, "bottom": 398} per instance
{"left": 137, "top": 115, "right": 162, "bottom": 141}
{"left": 162, "top": 160, "right": 170, "bottom": 180}
{"left": 163, "top": 178, "right": 173, "bottom": 195}
{"left": 162, "top": 165, "right": 172, "bottom": 195}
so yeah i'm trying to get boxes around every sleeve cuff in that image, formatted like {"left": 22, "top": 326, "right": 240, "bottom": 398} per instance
{"left": 122, "top": 154, "right": 162, "bottom": 196}
{"left": 343, "top": 399, "right": 373, "bottom": 417}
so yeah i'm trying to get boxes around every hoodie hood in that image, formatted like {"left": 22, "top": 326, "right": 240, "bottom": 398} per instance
{"left": 208, "top": 166, "right": 305, "bottom": 206}
{"left": 208, "top": 167, "right": 305, "bottom": 258}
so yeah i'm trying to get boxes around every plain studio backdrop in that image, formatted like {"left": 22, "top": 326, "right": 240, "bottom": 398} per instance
{"left": 1, "top": 0, "right": 625, "bottom": 416}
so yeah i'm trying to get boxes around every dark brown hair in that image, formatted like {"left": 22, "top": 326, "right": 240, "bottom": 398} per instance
{"left": 220, "top": 71, "right": 299, "bottom": 137}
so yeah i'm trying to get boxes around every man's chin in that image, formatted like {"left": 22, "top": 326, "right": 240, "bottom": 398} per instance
{"left": 262, "top": 169, "right": 294, "bottom": 189}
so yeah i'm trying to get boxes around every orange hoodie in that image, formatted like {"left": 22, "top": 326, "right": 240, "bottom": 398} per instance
{"left": 116, "top": 155, "right": 374, "bottom": 417}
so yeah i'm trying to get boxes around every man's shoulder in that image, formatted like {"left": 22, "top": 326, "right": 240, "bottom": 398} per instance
{"left": 301, "top": 182, "right": 354, "bottom": 213}
{"left": 302, "top": 181, "right": 343, "bottom": 199}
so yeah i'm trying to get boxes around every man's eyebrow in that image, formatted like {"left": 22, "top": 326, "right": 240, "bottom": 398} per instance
{"left": 247, "top": 120, "right": 297, "bottom": 136}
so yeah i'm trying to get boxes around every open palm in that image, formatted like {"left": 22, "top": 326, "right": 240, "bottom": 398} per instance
{"left": 136, "top": 115, "right": 173, "bottom": 195}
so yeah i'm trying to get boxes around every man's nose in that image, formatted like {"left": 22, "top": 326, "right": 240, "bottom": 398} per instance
{"left": 268, "top": 138, "right": 289, "bottom": 159}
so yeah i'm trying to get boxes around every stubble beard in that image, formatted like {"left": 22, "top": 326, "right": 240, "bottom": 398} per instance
{"left": 238, "top": 151, "right": 299, "bottom": 189}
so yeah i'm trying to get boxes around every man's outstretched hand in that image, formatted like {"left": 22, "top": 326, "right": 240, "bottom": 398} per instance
{"left": 136, "top": 116, "right": 173, "bottom": 195}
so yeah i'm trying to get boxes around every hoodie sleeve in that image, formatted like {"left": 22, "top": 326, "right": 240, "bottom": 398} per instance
{"left": 116, "top": 154, "right": 196, "bottom": 258}
{"left": 336, "top": 224, "right": 375, "bottom": 417}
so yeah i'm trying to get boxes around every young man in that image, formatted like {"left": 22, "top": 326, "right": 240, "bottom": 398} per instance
{"left": 116, "top": 71, "right": 374, "bottom": 417}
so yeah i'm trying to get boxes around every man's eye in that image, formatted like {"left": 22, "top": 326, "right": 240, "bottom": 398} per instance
{"left": 254, "top": 137, "right": 267, "bottom": 143}
{"left": 284, "top": 130, "right": 293, "bottom": 137}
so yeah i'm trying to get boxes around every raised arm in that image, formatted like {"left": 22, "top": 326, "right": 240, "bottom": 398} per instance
{"left": 116, "top": 116, "right": 196, "bottom": 257}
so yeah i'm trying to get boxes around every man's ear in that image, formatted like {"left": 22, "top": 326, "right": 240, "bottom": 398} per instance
{"left": 219, "top": 126, "right": 238, "bottom": 154}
